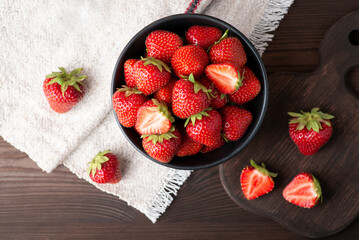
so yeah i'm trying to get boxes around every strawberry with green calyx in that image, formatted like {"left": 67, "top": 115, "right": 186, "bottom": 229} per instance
{"left": 205, "top": 63, "right": 243, "bottom": 94}
{"left": 208, "top": 29, "right": 247, "bottom": 69}
{"left": 185, "top": 108, "right": 222, "bottom": 147}
{"left": 221, "top": 105, "right": 253, "bottom": 141}
{"left": 87, "top": 150, "right": 121, "bottom": 184}
{"left": 172, "top": 73, "right": 212, "bottom": 119}
{"left": 135, "top": 99, "right": 175, "bottom": 135}
{"left": 240, "top": 159, "right": 277, "bottom": 200}
{"left": 112, "top": 85, "right": 148, "bottom": 128}
{"left": 43, "top": 67, "right": 87, "bottom": 113}
{"left": 142, "top": 127, "right": 182, "bottom": 163}
{"left": 288, "top": 107, "right": 334, "bottom": 156}
{"left": 283, "top": 172, "right": 323, "bottom": 208}
{"left": 185, "top": 25, "right": 222, "bottom": 49}
{"left": 228, "top": 66, "right": 261, "bottom": 104}
{"left": 145, "top": 30, "right": 183, "bottom": 64}
{"left": 171, "top": 44, "right": 209, "bottom": 79}
{"left": 134, "top": 57, "right": 171, "bottom": 95}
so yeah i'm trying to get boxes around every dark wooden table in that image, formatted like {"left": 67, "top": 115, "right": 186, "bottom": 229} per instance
{"left": 1, "top": 1, "right": 358, "bottom": 239}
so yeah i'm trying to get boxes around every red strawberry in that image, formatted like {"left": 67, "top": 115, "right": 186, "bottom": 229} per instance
{"left": 228, "top": 66, "right": 261, "bottom": 104}
{"left": 171, "top": 45, "right": 209, "bottom": 79}
{"left": 172, "top": 74, "right": 211, "bottom": 119}
{"left": 240, "top": 159, "right": 277, "bottom": 200}
{"left": 177, "top": 129, "right": 203, "bottom": 157}
{"left": 201, "top": 136, "right": 225, "bottom": 153}
{"left": 197, "top": 76, "right": 228, "bottom": 109}
{"left": 142, "top": 127, "right": 182, "bottom": 163}
{"left": 185, "top": 25, "right": 222, "bottom": 49}
{"left": 135, "top": 99, "right": 174, "bottom": 135}
{"left": 154, "top": 78, "right": 177, "bottom": 107}
{"left": 146, "top": 30, "right": 183, "bottom": 64}
{"left": 112, "top": 86, "right": 148, "bottom": 128}
{"left": 205, "top": 63, "right": 242, "bottom": 94}
{"left": 88, "top": 150, "right": 121, "bottom": 184}
{"left": 221, "top": 106, "right": 252, "bottom": 141}
{"left": 43, "top": 67, "right": 87, "bottom": 113}
{"left": 134, "top": 57, "right": 171, "bottom": 95}
{"left": 288, "top": 108, "right": 334, "bottom": 156}
{"left": 124, "top": 59, "right": 139, "bottom": 88}
{"left": 283, "top": 173, "right": 322, "bottom": 208}
{"left": 185, "top": 108, "right": 222, "bottom": 147}
{"left": 209, "top": 29, "right": 247, "bottom": 69}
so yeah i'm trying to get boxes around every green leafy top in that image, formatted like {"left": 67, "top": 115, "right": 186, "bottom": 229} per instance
{"left": 141, "top": 126, "right": 177, "bottom": 144}
{"left": 184, "top": 108, "right": 211, "bottom": 127}
{"left": 46, "top": 67, "right": 87, "bottom": 96}
{"left": 183, "top": 73, "right": 212, "bottom": 99}
{"left": 117, "top": 85, "right": 143, "bottom": 97}
{"left": 151, "top": 99, "right": 175, "bottom": 123}
{"left": 87, "top": 150, "right": 110, "bottom": 176}
{"left": 141, "top": 56, "right": 171, "bottom": 73}
{"left": 288, "top": 107, "right": 334, "bottom": 132}
{"left": 207, "top": 29, "right": 229, "bottom": 52}
{"left": 250, "top": 159, "right": 277, "bottom": 178}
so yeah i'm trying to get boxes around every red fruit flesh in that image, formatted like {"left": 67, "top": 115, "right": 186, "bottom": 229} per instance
{"left": 186, "top": 109, "right": 222, "bottom": 147}
{"left": 135, "top": 100, "right": 173, "bottom": 135}
{"left": 89, "top": 151, "right": 121, "bottom": 184}
{"left": 171, "top": 45, "right": 209, "bottom": 79}
{"left": 283, "top": 173, "right": 322, "bottom": 208}
{"left": 205, "top": 63, "right": 241, "bottom": 94}
{"left": 221, "top": 106, "right": 252, "bottom": 141}
{"left": 43, "top": 78, "right": 85, "bottom": 114}
{"left": 228, "top": 66, "right": 261, "bottom": 104}
{"left": 112, "top": 88, "right": 148, "bottom": 128}
{"left": 124, "top": 59, "right": 139, "bottom": 88}
{"left": 186, "top": 25, "right": 222, "bottom": 49}
{"left": 209, "top": 36, "right": 247, "bottom": 69}
{"left": 240, "top": 166, "right": 274, "bottom": 200}
{"left": 142, "top": 128, "right": 182, "bottom": 163}
{"left": 146, "top": 30, "right": 183, "bottom": 64}
{"left": 172, "top": 78, "right": 211, "bottom": 119}
{"left": 154, "top": 78, "right": 177, "bottom": 107}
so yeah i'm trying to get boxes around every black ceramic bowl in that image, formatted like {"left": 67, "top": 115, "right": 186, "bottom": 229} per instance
{"left": 112, "top": 13, "right": 268, "bottom": 170}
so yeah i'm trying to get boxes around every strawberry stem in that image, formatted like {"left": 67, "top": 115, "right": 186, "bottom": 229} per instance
{"left": 207, "top": 29, "right": 229, "bottom": 52}
{"left": 141, "top": 56, "right": 171, "bottom": 73}
{"left": 87, "top": 150, "right": 110, "bottom": 177}
{"left": 288, "top": 107, "right": 334, "bottom": 132}
{"left": 250, "top": 159, "right": 277, "bottom": 178}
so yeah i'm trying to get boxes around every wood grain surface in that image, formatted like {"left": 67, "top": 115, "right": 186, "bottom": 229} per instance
{"left": 1, "top": 0, "right": 359, "bottom": 239}
{"left": 220, "top": 10, "right": 359, "bottom": 238}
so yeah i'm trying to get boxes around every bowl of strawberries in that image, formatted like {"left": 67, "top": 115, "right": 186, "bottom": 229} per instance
{"left": 111, "top": 13, "right": 268, "bottom": 170}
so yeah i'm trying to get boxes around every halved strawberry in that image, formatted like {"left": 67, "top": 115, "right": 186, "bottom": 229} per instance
{"left": 283, "top": 173, "right": 322, "bottom": 208}
{"left": 240, "top": 160, "right": 277, "bottom": 200}
{"left": 205, "top": 63, "right": 242, "bottom": 94}
{"left": 135, "top": 99, "right": 174, "bottom": 135}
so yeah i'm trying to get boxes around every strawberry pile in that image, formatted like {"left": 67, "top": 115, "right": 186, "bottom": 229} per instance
{"left": 112, "top": 26, "right": 262, "bottom": 163}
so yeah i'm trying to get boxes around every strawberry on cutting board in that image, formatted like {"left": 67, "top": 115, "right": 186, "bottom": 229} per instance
{"left": 145, "top": 30, "right": 183, "bottom": 64}
{"left": 88, "top": 150, "right": 121, "bottom": 184}
{"left": 288, "top": 107, "right": 334, "bottom": 156}
{"left": 283, "top": 172, "right": 322, "bottom": 208}
{"left": 135, "top": 99, "right": 174, "bottom": 135}
{"left": 209, "top": 29, "right": 247, "bottom": 69}
{"left": 171, "top": 44, "right": 209, "bottom": 78}
{"left": 172, "top": 74, "right": 211, "bottom": 119}
{"left": 228, "top": 66, "right": 261, "bottom": 104}
{"left": 142, "top": 127, "right": 182, "bottom": 163}
{"left": 133, "top": 57, "right": 171, "bottom": 95}
{"left": 240, "top": 159, "right": 277, "bottom": 200}
{"left": 112, "top": 85, "right": 148, "bottom": 128}
{"left": 43, "top": 67, "right": 87, "bottom": 113}
{"left": 185, "top": 25, "right": 222, "bottom": 49}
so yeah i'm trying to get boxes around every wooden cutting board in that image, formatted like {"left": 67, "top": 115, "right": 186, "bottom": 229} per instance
{"left": 219, "top": 10, "right": 359, "bottom": 238}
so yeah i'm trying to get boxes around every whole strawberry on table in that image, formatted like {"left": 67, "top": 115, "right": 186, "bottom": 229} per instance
{"left": 112, "top": 25, "right": 262, "bottom": 163}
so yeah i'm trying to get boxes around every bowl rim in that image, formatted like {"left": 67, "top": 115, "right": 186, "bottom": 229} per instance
{"left": 111, "top": 13, "right": 269, "bottom": 170}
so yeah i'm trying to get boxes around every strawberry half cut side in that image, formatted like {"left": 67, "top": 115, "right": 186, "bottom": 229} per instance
{"left": 135, "top": 99, "right": 175, "bottom": 135}
{"left": 205, "top": 63, "right": 243, "bottom": 94}
{"left": 240, "top": 159, "right": 277, "bottom": 200}
{"left": 282, "top": 172, "right": 323, "bottom": 208}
